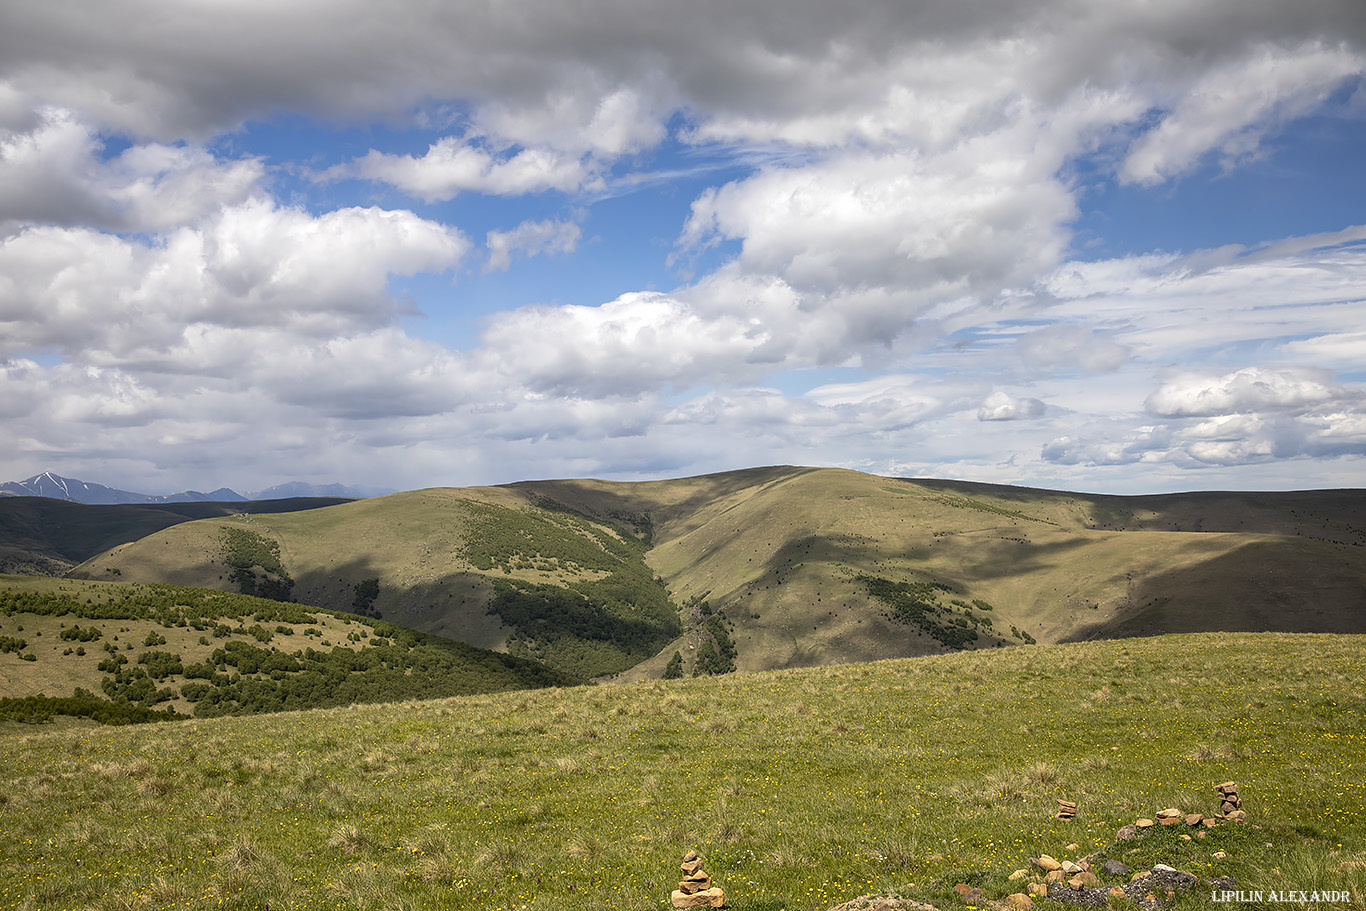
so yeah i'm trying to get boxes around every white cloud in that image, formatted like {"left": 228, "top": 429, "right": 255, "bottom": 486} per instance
{"left": 978, "top": 390, "right": 1047, "bottom": 422}
{"left": 0, "top": 199, "right": 469, "bottom": 364}
{"left": 4, "top": 1, "right": 1366, "bottom": 494}
{"left": 477, "top": 288, "right": 780, "bottom": 397}
{"left": 0, "top": 107, "right": 262, "bottom": 231}
{"left": 485, "top": 218, "right": 581, "bottom": 272}
{"left": 338, "top": 138, "right": 592, "bottom": 202}
{"left": 1121, "top": 41, "right": 1363, "bottom": 185}
{"left": 1145, "top": 367, "right": 1352, "bottom": 417}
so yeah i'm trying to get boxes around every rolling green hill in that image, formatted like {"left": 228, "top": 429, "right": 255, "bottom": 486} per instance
{"left": 0, "top": 575, "right": 573, "bottom": 719}
{"left": 56, "top": 467, "right": 1366, "bottom": 680}
{"left": 0, "top": 495, "right": 352, "bottom": 575}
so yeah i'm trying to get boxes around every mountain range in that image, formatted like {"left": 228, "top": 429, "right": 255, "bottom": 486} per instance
{"left": 38, "top": 465, "right": 1366, "bottom": 679}
{"left": 0, "top": 471, "right": 389, "bottom": 504}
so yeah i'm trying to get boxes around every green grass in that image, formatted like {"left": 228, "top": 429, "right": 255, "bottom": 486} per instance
{"left": 2, "top": 632, "right": 1363, "bottom": 910}
{"left": 0, "top": 576, "right": 575, "bottom": 716}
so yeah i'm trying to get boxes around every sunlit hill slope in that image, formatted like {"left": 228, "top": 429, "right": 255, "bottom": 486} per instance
{"left": 67, "top": 467, "right": 1366, "bottom": 678}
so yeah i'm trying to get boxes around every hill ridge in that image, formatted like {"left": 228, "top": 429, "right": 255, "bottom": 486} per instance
{"left": 0, "top": 464, "right": 1355, "bottom": 680}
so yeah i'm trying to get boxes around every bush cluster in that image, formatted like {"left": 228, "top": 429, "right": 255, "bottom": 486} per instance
{"left": 858, "top": 574, "right": 1000, "bottom": 649}
{"left": 219, "top": 526, "right": 295, "bottom": 601}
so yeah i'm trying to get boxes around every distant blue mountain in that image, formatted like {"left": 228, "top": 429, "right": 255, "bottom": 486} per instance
{"left": 0, "top": 471, "right": 389, "bottom": 504}
{"left": 249, "top": 481, "right": 392, "bottom": 500}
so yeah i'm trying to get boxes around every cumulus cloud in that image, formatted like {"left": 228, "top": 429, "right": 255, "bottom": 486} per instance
{"left": 1145, "top": 367, "right": 1352, "bottom": 417}
{"left": 0, "top": 107, "right": 262, "bottom": 231}
{"left": 0, "top": 199, "right": 469, "bottom": 363}
{"left": 485, "top": 218, "right": 581, "bottom": 272}
{"left": 336, "top": 138, "right": 592, "bottom": 202}
{"left": 978, "top": 391, "right": 1047, "bottom": 421}
{"left": 1042, "top": 367, "right": 1366, "bottom": 469}
{"left": 4, "top": 0, "right": 1366, "bottom": 493}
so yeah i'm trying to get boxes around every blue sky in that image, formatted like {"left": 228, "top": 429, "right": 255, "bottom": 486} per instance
{"left": 1, "top": 0, "right": 1364, "bottom": 497}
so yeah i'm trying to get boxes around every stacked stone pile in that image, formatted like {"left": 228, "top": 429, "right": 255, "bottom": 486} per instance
{"left": 671, "top": 850, "right": 726, "bottom": 909}
{"left": 1055, "top": 799, "right": 1076, "bottom": 821}
{"left": 1216, "top": 781, "right": 1246, "bottom": 821}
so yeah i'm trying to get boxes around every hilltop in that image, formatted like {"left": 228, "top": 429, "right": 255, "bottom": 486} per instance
{"left": 55, "top": 466, "right": 1366, "bottom": 680}
{"left": 0, "top": 494, "right": 354, "bottom": 575}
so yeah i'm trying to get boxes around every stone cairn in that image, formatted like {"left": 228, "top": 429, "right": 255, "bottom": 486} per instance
{"left": 1216, "top": 781, "right": 1246, "bottom": 821}
{"left": 671, "top": 850, "right": 726, "bottom": 909}
{"left": 1055, "top": 798, "right": 1077, "bottom": 821}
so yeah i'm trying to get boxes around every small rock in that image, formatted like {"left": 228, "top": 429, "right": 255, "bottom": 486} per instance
{"left": 1064, "top": 843, "right": 1078, "bottom": 851}
{"left": 1045, "top": 870, "right": 1065, "bottom": 883}
{"left": 1185, "top": 813, "right": 1204, "bottom": 826}
{"left": 1061, "top": 861, "right": 1081, "bottom": 875}
{"left": 1035, "top": 855, "right": 1062, "bottom": 872}
{"left": 1135, "top": 818, "right": 1154, "bottom": 828}
{"left": 1068, "top": 871, "right": 1098, "bottom": 890}
{"left": 1102, "top": 860, "right": 1132, "bottom": 877}
{"left": 671, "top": 887, "right": 726, "bottom": 909}
{"left": 1108, "top": 886, "right": 1127, "bottom": 899}
{"left": 1115, "top": 825, "right": 1142, "bottom": 841}
{"left": 952, "top": 884, "right": 985, "bottom": 904}
{"left": 1130, "top": 871, "right": 1151, "bottom": 882}
{"left": 1028, "top": 883, "right": 1049, "bottom": 898}
{"left": 1003, "top": 893, "right": 1033, "bottom": 910}
{"left": 1213, "top": 851, "right": 1227, "bottom": 859}
{"left": 1009, "top": 869, "right": 1030, "bottom": 881}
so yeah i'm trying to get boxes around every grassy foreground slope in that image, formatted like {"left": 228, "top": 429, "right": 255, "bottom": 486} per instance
{"left": 1, "top": 633, "right": 1363, "bottom": 910}
{"left": 69, "top": 467, "right": 1366, "bottom": 678}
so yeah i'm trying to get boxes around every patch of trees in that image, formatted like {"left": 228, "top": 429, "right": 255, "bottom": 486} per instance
{"left": 663, "top": 651, "right": 683, "bottom": 679}
{"left": 0, "top": 692, "right": 179, "bottom": 725}
{"left": 0, "top": 583, "right": 321, "bottom": 628}
{"left": 489, "top": 573, "right": 682, "bottom": 678}
{"left": 0, "top": 635, "right": 27, "bottom": 654}
{"left": 59, "top": 625, "right": 103, "bottom": 641}
{"left": 101, "top": 666, "right": 177, "bottom": 706}
{"left": 179, "top": 627, "right": 574, "bottom": 717}
{"left": 858, "top": 574, "right": 1000, "bottom": 650}
{"left": 352, "top": 578, "right": 381, "bottom": 618}
{"left": 692, "top": 613, "right": 737, "bottom": 676}
{"left": 219, "top": 526, "right": 295, "bottom": 601}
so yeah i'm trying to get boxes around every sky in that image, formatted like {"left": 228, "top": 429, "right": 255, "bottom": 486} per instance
{"left": 1, "top": 0, "right": 1365, "bottom": 497}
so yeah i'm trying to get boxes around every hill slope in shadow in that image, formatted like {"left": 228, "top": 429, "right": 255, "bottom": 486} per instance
{"left": 63, "top": 467, "right": 1366, "bottom": 677}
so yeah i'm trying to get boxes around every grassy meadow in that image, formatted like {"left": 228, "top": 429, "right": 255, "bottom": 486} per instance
{"left": 3, "top": 632, "right": 1365, "bottom": 910}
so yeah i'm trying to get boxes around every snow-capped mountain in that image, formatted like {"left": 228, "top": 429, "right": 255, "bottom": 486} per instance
{"left": 0, "top": 472, "right": 388, "bottom": 504}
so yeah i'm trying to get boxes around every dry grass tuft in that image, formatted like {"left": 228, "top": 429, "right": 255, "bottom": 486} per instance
{"left": 328, "top": 823, "right": 369, "bottom": 855}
